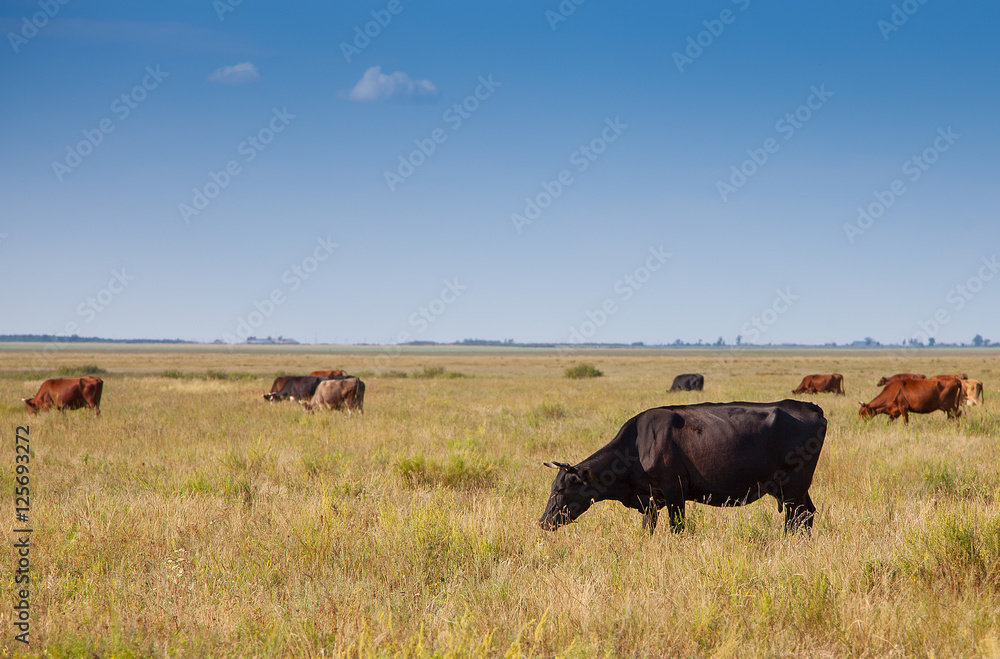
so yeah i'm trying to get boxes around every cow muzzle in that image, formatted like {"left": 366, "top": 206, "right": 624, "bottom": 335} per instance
{"left": 538, "top": 507, "right": 572, "bottom": 531}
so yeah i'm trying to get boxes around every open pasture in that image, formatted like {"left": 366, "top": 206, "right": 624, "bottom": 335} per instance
{"left": 2, "top": 345, "right": 999, "bottom": 657}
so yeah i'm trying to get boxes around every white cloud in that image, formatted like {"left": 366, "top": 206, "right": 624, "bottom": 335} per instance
{"left": 208, "top": 62, "right": 261, "bottom": 85}
{"left": 346, "top": 66, "right": 437, "bottom": 102}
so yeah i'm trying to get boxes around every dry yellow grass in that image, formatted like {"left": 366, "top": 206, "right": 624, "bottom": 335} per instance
{"left": 1, "top": 345, "right": 999, "bottom": 657}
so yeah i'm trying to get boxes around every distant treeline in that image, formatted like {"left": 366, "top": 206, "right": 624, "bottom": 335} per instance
{"left": 0, "top": 334, "right": 192, "bottom": 344}
{"left": 1, "top": 334, "right": 994, "bottom": 348}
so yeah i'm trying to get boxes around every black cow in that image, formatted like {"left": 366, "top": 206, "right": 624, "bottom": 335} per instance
{"left": 262, "top": 376, "right": 327, "bottom": 402}
{"left": 539, "top": 400, "right": 827, "bottom": 535}
{"left": 669, "top": 373, "right": 704, "bottom": 391}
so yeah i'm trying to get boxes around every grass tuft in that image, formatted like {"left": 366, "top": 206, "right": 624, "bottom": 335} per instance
{"left": 57, "top": 364, "right": 107, "bottom": 376}
{"left": 397, "top": 454, "right": 497, "bottom": 490}
{"left": 564, "top": 362, "right": 603, "bottom": 379}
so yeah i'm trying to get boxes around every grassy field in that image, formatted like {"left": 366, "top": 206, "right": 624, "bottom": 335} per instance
{"left": 1, "top": 345, "right": 999, "bottom": 657}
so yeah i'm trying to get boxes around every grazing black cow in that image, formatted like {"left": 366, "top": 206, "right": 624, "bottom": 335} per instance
{"left": 539, "top": 400, "right": 827, "bottom": 535}
{"left": 262, "top": 376, "right": 327, "bottom": 402}
{"left": 669, "top": 373, "right": 704, "bottom": 391}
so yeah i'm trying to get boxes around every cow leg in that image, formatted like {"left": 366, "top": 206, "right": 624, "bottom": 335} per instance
{"left": 666, "top": 501, "right": 685, "bottom": 533}
{"left": 645, "top": 495, "right": 683, "bottom": 534}
{"left": 641, "top": 503, "right": 658, "bottom": 535}
{"left": 784, "top": 493, "right": 816, "bottom": 534}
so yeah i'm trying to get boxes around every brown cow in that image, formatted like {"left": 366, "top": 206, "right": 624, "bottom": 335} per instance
{"left": 300, "top": 377, "right": 365, "bottom": 414}
{"left": 875, "top": 373, "right": 926, "bottom": 386}
{"left": 23, "top": 377, "right": 103, "bottom": 416}
{"left": 792, "top": 373, "right": 844, "bottom": 395}
{"left": 960, "top": 379, "right": 984, "bottom": 406}
{"left": 309, "top": 369, "right": 345, "bottom": 377}
{"left": 858, "top": 377, "right": 962, "bottom": 424}
{"left": 933, "top": 373, "right": 968, "bottom": 381}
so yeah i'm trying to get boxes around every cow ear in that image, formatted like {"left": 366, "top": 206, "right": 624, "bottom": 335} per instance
{"left": 579, "top": 468, "right": 594, "bottom": 483}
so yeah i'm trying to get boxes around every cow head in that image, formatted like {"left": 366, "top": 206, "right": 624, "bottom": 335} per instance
{"left": 538, "top": 461, "right": 596, "bottom": 531}
{"left": 22, "top": 398, "right": 39, "bottom": 414}
{"left": 858, "top": 401, "right": 876, "bottom": 419}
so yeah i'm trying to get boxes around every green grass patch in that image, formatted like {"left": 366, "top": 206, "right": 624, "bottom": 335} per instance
{"left": 397, "top": 454, "right": 497, "bottom": 490}
{"left": 411, "top": 366, "right": 468, "bottom": 379}
{"left": 57, "top": 364, "right": 107, "bottom": 376}
{"left": 527, "top": 402, "right": 568, "bottom": 425}
{"left": 205, "top": 370, "right": 257, "bottom": 381}
{"left": 564, "top": 363, "right": 603, "bottom": 379}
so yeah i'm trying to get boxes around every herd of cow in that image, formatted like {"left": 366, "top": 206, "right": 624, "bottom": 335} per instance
{"left": 262, "top": 370, "right": 366, "bottom": 414}
{"left": 17, "top": 369, "right": 367, "bottom": 417}
{"left": 790, "top": 371, "right": 984, "bottom": 423}
{"left": 15, "top": 365, "right": 990, "bottom": 539}
{"left": 20, "top": 369, "right": 984, "bottom": 423}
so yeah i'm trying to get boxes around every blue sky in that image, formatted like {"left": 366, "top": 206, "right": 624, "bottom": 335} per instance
{"left": 1, "top": 0, "right": 998, "bottom": 345}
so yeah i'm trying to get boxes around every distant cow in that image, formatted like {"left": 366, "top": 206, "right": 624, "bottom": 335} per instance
{"left": 876, "top": 373, "right": 926, "bottom": 386}
{"left": 669, "top": 373, "right": 704, "bottom": 391}
{"left": 309, "top": 370, "right": 345, "bottom": 378}
{"left": 960, "top": 379, "right": 984, "bottom": 406}
{"left": 859, "top": 377, "right": 962, "bottom": 424}
{"left": 793, "top": 374, "right": 844, "bottom": 395}
{"left": 300, "top": 377, "right": 365, "bottom": 414}
{"left": 24, "top": 377, "right": 103, "bottom": 416}
{"left": 263, "top": 376, "right": 327, "bottom": 402}
{"left": 933, "top": 373, "right": 968, "bottom": 381}
{"left": 539, "top": 400, "right": 827, "bottom": 535}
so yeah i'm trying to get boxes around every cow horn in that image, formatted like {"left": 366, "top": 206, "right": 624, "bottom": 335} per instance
{"left": 543, "top": 461, "right": 576, "bottom": 473}
{"left": 857, "top": 401, "right": 865, "bottom": 406}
